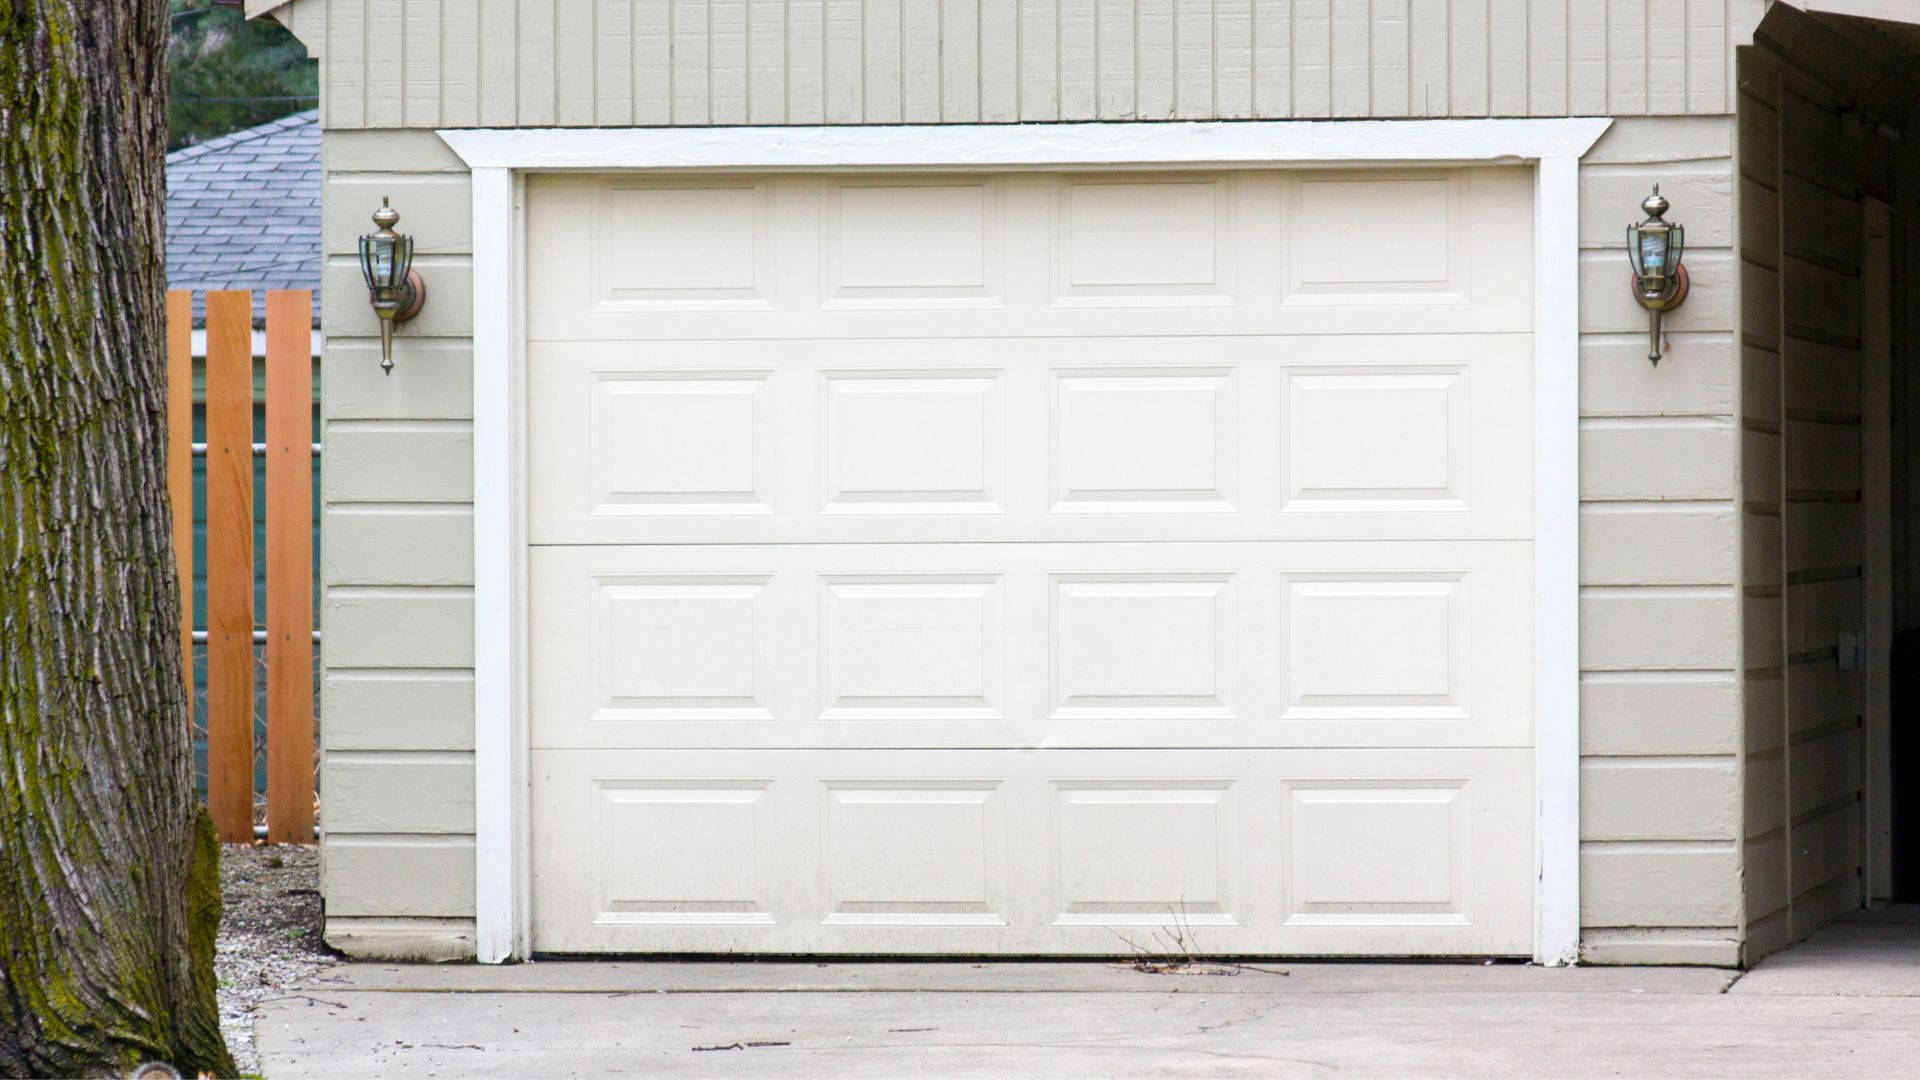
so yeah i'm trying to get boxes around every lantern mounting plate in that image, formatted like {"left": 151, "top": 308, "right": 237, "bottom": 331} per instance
{"left": 1628, "top": 261, "right": 1689, "bottom": 312}
{"left": 377, "top": 268, "right": 428, "bottom": 324}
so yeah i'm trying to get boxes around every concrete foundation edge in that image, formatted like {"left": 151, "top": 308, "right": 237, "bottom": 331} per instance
{"left": 327, "top": 917, "right": 477, "bottom": 962}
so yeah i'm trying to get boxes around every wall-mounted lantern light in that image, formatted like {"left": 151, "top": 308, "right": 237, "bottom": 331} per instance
{"left": 1627, "top": 185, "right": 1688, "bottom": 365}
{"left": 357, "top": 197, "right": 426, "bottom": 375}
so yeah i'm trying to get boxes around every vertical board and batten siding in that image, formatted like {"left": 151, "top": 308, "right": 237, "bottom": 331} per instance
{"left": 272, "top": 0, "right": 1762, "bottom": 128}
{"left": 1576, "top": 116, "right": 1743, "bottom": 966}
{"left": 310, "top": 117, "right": 1749, "bottom": 962}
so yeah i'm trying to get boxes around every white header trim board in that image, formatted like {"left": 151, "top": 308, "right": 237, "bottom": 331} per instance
{"left": 443, "top": 117, "right": 1611, "bottom": 966}
{"left": 440, "top": 119, "right": 1612, "bottom": 171}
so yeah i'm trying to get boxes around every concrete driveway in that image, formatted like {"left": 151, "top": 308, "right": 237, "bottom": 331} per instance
{"left": 255, "top": 912, "right": 1920, "bottom": 1078}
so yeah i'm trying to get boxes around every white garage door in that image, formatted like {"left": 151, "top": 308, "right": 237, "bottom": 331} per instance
{"left": 525, "top": 167, "right": 1536, "bottom": 955}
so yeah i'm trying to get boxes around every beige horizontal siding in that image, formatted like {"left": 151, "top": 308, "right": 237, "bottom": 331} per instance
{"left": 323, "top": 508, "right": 475, "bottom": 586}
{"left": 1745, "top": 750, "right": 1787, "bottom": 843}
{"left": 318, "top": 918, "right": 477, "bottom": 962}
{"left": 1788, "top": 661, "right": 1859, "bottom": 735}
{"left": 1578, "top": 337, "right": 1735, "bottom": 418}
{"left": 1783, "top": 505, "right": 1861, "bottom": 581}
{"left": 322, "top": 176, "right": 473, "bottom": 254}
{"left": 321, "top": 341, "right": 476, "bottom": 420}
{"left": 1580, "top": 420, "right": 1738, "bottom": 502}
{"left": 1744, "top": 667, "right": 1784, "bottom": 754}
{"left": 1579, "top": 170, "right": 1735, "bottom": 248}
{"left": 1580, "top": 589, "right": 1740, "bottom": 671}
{"left": 1580, "top": 674, "right": 1739, "bottom": 757}
{"left": 319, "top": 121, "right": 486, "bottom": 954}
{"left": 1581, "top": 758, "right": 1741, "bottom": 840}
{"left": 1744, "top": 595, "right": 1783, "bottom": 669}
{"left": 1579, "top": 927, "right": 1740, "bottom": 966}
{"left": 1581, "top": 842, "right": 1741, "bottom": 926}
{"left": 323, "top": 258, "right": 472, "bottom": 337}
{"left": 324, "top": 756, "right": 478, "bottom": 833}
{"left": 325, "top": 671, "right": 478, "bottom": 751}
{"left": 1580, "top": 250, "right": 1737, "bottom": 333}
{"left": 323, "top": 425, "right": 476, "bottom": 504}
{"left": 325, "top": 589, "right": 475, "bottom": 668}
{"left": 323, "top": 839, "right": 477, "bottom": 917}
{"left": 275, "top": 0, "right": 1767, "bottom": 128}
{"left": 1575, "top": 116, "right": 1742, "bottom": 956}
{"left": 1579, "top": 507, "right": 1738, "bottom": 587}
{"left": 1743, "top": 428, "right": 1781, "bottom": 505}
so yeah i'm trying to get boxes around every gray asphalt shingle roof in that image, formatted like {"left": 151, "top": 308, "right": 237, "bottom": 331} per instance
{"left": 166, "top": 110, "right": 320, "bottom": 328}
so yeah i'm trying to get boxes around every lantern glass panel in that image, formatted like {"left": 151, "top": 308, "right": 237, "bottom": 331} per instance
{"left": 358, "top": 234, "right": 413, "bottom": 290}
{"left": 373, "top": 239, "right": 395, "bottom": 286}
{"left": 1626, "top": 224, "right": 1646, "bottom": 275}
{"left": 1665, "top": 223, "right": 1684, "bottom": 276}
{"left": 360, "top": 235, "right": 388, "bottom": 289}
{"left": 1636, "top": 225, "right": 1670, "bottom": 277}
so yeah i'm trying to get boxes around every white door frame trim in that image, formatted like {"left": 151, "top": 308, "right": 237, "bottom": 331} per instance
{"left": 442, "top": 117, "right": 1611, "bottom": 967}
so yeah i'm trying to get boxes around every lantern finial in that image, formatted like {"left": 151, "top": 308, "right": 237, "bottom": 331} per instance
{"left": 1640, "top": 184, "right": 1669, "bottom": 220}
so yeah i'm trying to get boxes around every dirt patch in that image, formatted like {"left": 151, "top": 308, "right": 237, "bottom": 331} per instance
{"left": 217, "top": 844, "right": 337, "bottom": 1074}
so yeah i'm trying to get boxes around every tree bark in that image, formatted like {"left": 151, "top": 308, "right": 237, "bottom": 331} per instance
{"left": 0, "top": 1, "right": 235, "bottom": 1075}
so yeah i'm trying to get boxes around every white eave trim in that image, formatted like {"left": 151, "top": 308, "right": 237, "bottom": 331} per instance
{"left": 440, "top": 118, "right": 1613, "bottom": 173}
{"left": 443, "top": 117, "right": 1610, "bottom": 967}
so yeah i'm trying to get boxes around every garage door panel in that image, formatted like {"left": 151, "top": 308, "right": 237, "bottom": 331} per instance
{"left": 583, "top": 177, "right": 776, "bottom": 312}
{"left": 1271, "top": 750, "right": 1534, "bottom": 952}
{"left": 530, "top": 748, "right": 1530, "bottom": 955}
{"left": 1051, "top": 367, "right": 1240, "bottom": 514}
{"left": 576, "top": 368, "right": 779, "bottom": 518}
{"left": 526, "top": 169, "right": 1531, "bottom": 343}
{"left": 1281, "top": 171, "right": 1471, "bottom": 306}
{"left": 1273, "top": 335, "right": 1531, "bottom": 529}
{"left": 1051, "top": 173, "right": 1248, "bottom": 307}
{"left": 528, "top": 334, "right": 1530, "bottom": 545}
{"left": 822, "top": 176, "right": 1008, "bottom": 308}
{"left": 823, "top": 368, "right": 1007, "bottom": 514}
{"left": 530, "top": 541, "right": 1530, "bottom": 750}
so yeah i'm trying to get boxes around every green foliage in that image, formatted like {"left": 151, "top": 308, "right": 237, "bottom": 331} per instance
{"left": 168, "top": 0, "right": 315, "bottom": 150}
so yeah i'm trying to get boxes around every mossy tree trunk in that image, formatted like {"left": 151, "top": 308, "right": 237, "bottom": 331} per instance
{"left": 0, "top": 1, "right": 235, "bottom": 1075}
